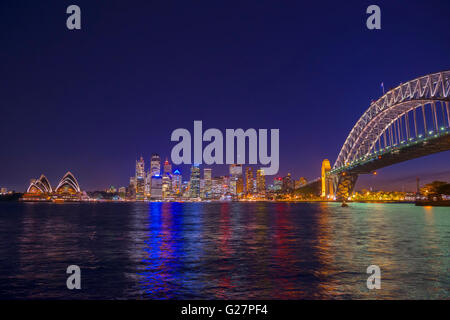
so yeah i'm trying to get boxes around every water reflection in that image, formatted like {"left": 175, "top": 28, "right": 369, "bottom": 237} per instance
{"left": 0, "top": 202, "right": 448, "bottom": 299}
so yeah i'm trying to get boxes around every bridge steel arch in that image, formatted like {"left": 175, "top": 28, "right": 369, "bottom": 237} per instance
{"left": 331, "top": 71, "right": 450, "bottom": 200}
{"left": 335, "top": 71, "right": 450, "bottom": 169}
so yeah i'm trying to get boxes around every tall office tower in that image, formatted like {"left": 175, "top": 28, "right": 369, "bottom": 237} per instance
{"left": 211, "top": 177, "right": 221, "bottom": 199}
{"left": 163, "top": 158, "right": 172, "bottom": 175}
{"left": 136, "top": 156, "right": 145, "bottom": 178}
{"left": 182, "top": 181, "right": 190, "bottom": 198}
{"left": 172, "top": 169, "right": 182, "bottom": 195}
{"left": 282, "top": 173, "right": 294, "bottom": 194}
{"left": 189, "top": 165, "right": 200, "bottom": 198}
{"left": 256, "top": 169, "right": 266, "bottom": 195}
{"left": 150, "top": 176, "right": 163, "bottom": 200}
{"left": 145, "top": 171, "right": 151, "bottom": 197}
{"left": 162, "top": 158, "right": 172, "bottom": 198}
{"left": 150, "top": 154, "right": 161, "bottom": 177}
{"left": 162, "top": 175, "right": 171, "bottom": 199}
{"left": 245, "top": 167, "right": 254, "bottom": 194}
{"left": 136, "top": 177, "right": 145, "bottom": 200}
{"left": 229, "top": 179, "right": 237, "bottom": 195}
{"left": 204, "top": 168, "right": 212, "bottom": 198}
{"left": 127, "top": 176, "right": 136, "bottom": 200}
{"left": 135, "top": 157, "right": 145, "bottom": 200}
{"left": 129, "top": 176, "right": 136, "bottom": 188}
{"left": 222, "top": 175, "right": 230, "bottom": 193}
{"left": 200, "top": 179, "right": 205, "bottom": 198}
{"left": 236, "top": 176, "right": 244, "bottom": 195}
{"left": 229, "top": 164, "right": 243, "bottom": 197}
{"left": 229, "top": 164, "right": 243, "bottom": 177}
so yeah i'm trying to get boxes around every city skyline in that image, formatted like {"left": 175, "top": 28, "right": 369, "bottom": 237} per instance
{"left": 1, "top": 1, "right": 449, "bottom": 303}
{"left": 1, "top": 1, "right": 450, "bottom": 191}
{"left": 4, "top": 152, "right": 450, "bottom": 193}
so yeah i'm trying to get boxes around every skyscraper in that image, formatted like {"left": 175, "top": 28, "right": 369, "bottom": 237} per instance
{"left": 204, "top": 168, "right": 212, "bottom": 199}
{"left": 135, "top": 157, "right": 145, "bottom": 200}
{"left": 282, "top": 173, "right": 293, "bottom": 194}
{"left": 150, "top": 154, "right": 161, "bottom": 177}
{"left": 163, "top": 157, "right": 172, "bottom": 175}
{"left": 172, "top": 169, "right": 182, "bottom": 195}
{"left": 127, "top": 176, "right": 136, "bottom": 200}
{"left": 236, "top": 175, "right": 244, "bottom": 195}
{"left": 136, "top": 156, "right": 145, "bottom": 177}
{"left": 190, "top": 165, "right": 200, "bottom": 198}
{"left": 150, "top": 154, "right": 161, "bottom": 199}
{"left": 150, "top": 176, "right": 162, "bottom": 200}
{"left": 145, "top": 171, "right": 151, "bottom": 197}
{"left": 256, "top": 169, "right": 266, "bottom": 195}
{"left": 229, "top": 164, "right": 243, "bottom": 197}
{"left": 245, "top": 167, "right": 254, "bottom": 194}
{"left": 162, "top": 158, "right": 172, "bottom": 198}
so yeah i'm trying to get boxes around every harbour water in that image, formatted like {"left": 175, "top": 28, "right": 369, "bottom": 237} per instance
{"left": 0, "top": 202, "right": 448, "bottom": 299}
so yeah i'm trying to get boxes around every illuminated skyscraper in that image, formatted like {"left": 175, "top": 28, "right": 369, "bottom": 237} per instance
{"left": 229, "top": 164, "right": 243, "bottom": 197}
{"left": 229, "top": 178, "right": 237, "bottom": 195}
{"left": 136, "top": 157, "right": 145, "bottom": 177}
{"left": 282, "top": 173, "right": 293, "bottom": 194}
{"left": 245, "top": 167, "right": 254, "bottom": 194}
{"left": 136, "top": 157, "right": 145, "bottom": 200}
{"left": 150, "top": 154, "right": 161, "bottom": 177}
{"left": 150, "top": 176, "right": 162, "bottom": 200}
{"left": 163, "top": 157, "right": 172, "bottom": 175}
{"left": 145, "top": 171, "right": 151, "bottom": 197}
{"left": 256, "top": 169, "right": 266, "bottom": 195}
{"left": 236, "top": 175, "right": 244, "bottom": 195}
{"left": 162, "top": 175, "right": 171, "bottom": 199}
{"left": 190, "top": 165, "right": 200, "bottom": 198}
{"left": 172, "top": 169, "right": 182, "bottom": 195}
{"left": 127, "top": 176, "right": 136, "bottom": 200}
{"left": 150, "top": 154, "right": 161, "bottom": 198}
{"left": 204, "top": 168, "right": 212, "bottom": 199}
{"left": 162, "top": 158, "right": 172, "bottom": 198}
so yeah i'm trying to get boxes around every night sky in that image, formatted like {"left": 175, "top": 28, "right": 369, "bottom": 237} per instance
{"left": 1, "top": 0, "right": 450, "bottom": 192}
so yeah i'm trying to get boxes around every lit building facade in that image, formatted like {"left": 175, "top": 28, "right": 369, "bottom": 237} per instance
{"left": 172, "top": 169, "right": 182, "bottom": 195}
{"left": 150, "top": 154, "right": 161, "bottom": 177}
{"left": 150, "top": 175, "right": 163, "bottom": 200}
{"left": 135, "top": 157, "right": 145, "bottom": 200}
{"left": 190, "top": 165, "right": 200, "bottom": 198}
{"left": 204, "top": 168, "right": 212, "bottom": 199}
{"left": 245, "top": 167, "right": 254, "bottom": 194}
{"left": 282, "top": 173, "right": 294, "bottom": 194}
{"left": 256, "top": 169, "right": 266, "bottom": 195}
{"left": 22, "top": 172, "right": 83, "bottom": 202}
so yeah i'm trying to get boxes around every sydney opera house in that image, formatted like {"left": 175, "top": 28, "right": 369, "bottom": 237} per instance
{"left": 21, "top": 172, "right": 86, "bottom": 202}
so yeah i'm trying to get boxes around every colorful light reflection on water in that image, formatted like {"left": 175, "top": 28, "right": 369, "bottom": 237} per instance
{"left": 0, "top": 202, "right": 448, "bottom": 299}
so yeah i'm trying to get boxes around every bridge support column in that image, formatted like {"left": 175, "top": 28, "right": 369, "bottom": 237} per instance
{"left": 332, "top": 173, "right": 358, "bottom": 201}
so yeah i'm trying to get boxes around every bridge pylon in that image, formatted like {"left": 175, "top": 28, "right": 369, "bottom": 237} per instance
{"left": 321, "top": 159, "right": 335, "bottom": 199}
{"left": 333, "top": 173, "right": 358, "bottom": 201}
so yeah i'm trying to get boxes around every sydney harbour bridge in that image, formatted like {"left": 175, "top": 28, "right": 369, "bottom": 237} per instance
{"left": 304, "top": 71, "right": 450, "bottom": 201}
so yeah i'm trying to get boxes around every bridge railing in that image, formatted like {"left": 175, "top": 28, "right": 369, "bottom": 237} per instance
{"left": 330, "top": 126, "right": 450, "bottom": 175}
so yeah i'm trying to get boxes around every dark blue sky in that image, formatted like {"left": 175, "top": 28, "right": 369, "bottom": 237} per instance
{"left": 1, "top": 0, "right": 449, "bottom": 191}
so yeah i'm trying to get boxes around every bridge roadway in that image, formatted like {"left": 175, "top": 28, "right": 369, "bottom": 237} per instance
{"left": 330, "top": 129, "right": 450, "bottom": 175}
